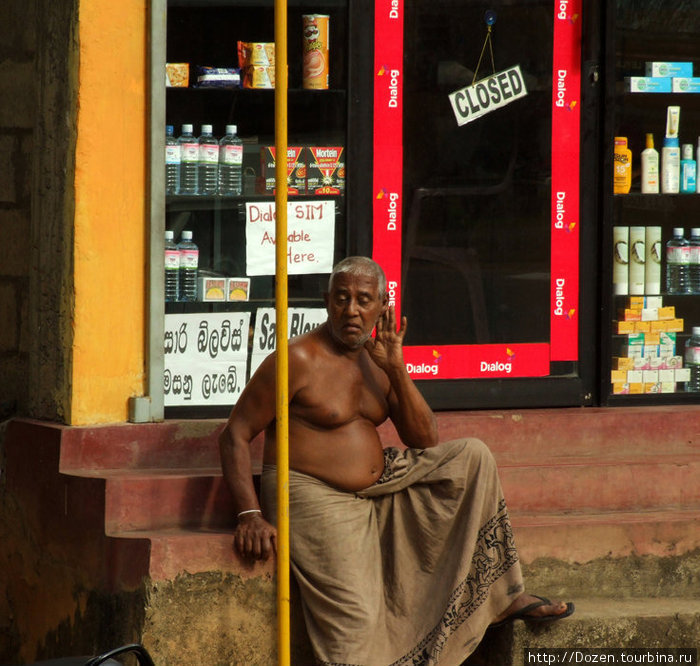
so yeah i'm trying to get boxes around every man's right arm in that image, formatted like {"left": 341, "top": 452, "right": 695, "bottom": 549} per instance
{"left": 219, "top": 353, "right": 278, "bottom": 561}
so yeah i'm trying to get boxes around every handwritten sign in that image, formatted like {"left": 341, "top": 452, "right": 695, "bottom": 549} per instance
{"left": 448, "top": 65, "right": 528, "bottom": 126}
{"left": 250, "top": 307, "right": 327, "bottom": 377}
{"left": 164, "top": 312, "right": 250, "bottom": 407}
{"left": 245, "top": 200, "right": 335, "bottom": 276}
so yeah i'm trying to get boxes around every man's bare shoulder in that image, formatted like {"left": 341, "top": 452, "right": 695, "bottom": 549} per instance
{"left": 288, "top": 323, "right": 331, "bottom": 363}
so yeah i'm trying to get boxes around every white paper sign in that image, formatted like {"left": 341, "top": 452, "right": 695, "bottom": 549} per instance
{"left": 245, "top": 200, "right": 336, "bottom": 276}
{"left": 448, "top": 65, "right": 528, "bottom": 126}
{"left": 250, "top": 307, "right": 327, "bottom": 377}
{"left": 164, "top": 312, "right": 251, "bottom": 406}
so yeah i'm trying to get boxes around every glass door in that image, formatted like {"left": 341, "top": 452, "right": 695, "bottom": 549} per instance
{"left": 372, "top": 0, "right": 594, "bottom": 409}
{"left": 163, "top": 0, "right": 351, "bottom": 416}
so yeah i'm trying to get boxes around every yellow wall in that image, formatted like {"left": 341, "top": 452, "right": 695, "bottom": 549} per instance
{"left": 72, "top": 0, "right": 147, "bottom": 424}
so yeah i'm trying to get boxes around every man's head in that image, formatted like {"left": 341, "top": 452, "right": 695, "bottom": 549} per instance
{"left": 328, "top": 256, "right": 387, "bottom": 298}
{"left": 324, "top": 256, "right": 388, "bottom": 350}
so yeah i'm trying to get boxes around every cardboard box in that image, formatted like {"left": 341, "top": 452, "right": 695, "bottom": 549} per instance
{"left": 611, "top": 369, "right": 627, "bottom": 383}
{"left": 645, "top": 62, "right": 693, "bottom": 77}
{"left": 675, "top": 368, "right": 691, "bottom": 383}
{"left": 613, "top": 356, "right": 635, "bottom": 370}
{"left": 616, "top": 320, "right": 635, "bottom": 334}
{"left": 166, "top": 63, "right": 189, "bottom": 87}
{"left": 671, "top": 77, "right": 700, "bottom": 93}
{"left": 625, "top": 76, "right": 672, "bottom": 93}
{"left": 227, "top": 278, "right": 250, "bottom": 302}
{"left": 197, "top": 277, "right": 227, "bottom": 302}
{"left": 307, "top": 146, "right": 345, "bottom": 195}
{"left": 657, "top": 306, "right": 675, "bottom": 320}
{"left": 259, "top": 146, "right": 306, "bottom": 194}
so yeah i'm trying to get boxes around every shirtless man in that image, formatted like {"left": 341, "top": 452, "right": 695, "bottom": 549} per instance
{"left": 219, "top": 256, "right": 572, "bottom": 663}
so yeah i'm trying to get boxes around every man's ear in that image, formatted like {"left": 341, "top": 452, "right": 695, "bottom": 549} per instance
{"left": 323, "top": 291, "right": 330, "bottom": 309}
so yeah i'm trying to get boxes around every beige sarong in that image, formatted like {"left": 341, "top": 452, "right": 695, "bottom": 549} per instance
{"left": 261, "top": 438, "right": 524, "bottom": 666}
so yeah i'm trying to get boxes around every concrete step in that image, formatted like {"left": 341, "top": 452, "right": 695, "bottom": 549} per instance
{"left": 466, "top": 598, "right": 700, "bottom": 666}
{"left": 100, "top": 471, "right": 234, "bottom": 533}
{"left": 500, "top": 458, "right": 700, "bottom": 513}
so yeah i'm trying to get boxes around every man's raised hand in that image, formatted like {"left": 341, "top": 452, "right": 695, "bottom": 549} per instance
{"left": 364, "top": 305, "right": 407, "bottom": 373}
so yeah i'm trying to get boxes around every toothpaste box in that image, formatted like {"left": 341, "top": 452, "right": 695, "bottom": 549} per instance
{"left": 625, "top": 77, "right": 672, "bottom": 93}
{"left": 672, "top": 77, "right": 700, "bottom": 93}
{"left": 646, "top": 62, "right": 693, "bottom": 77}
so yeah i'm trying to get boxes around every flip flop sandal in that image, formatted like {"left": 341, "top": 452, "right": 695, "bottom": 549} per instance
{"left": 489, "top": 595, "right": 575, "bottom": 629}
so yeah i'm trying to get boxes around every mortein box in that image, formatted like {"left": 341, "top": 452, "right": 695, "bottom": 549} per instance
{"left": 306, "top": 146, "right": 345, "bottom": 195}
{"left": 258, "top": 146, "right": 306, "bottom": 194}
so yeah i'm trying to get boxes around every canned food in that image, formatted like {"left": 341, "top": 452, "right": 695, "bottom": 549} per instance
{"left": 302, "top": 14, "right": 329, "bottom": 89}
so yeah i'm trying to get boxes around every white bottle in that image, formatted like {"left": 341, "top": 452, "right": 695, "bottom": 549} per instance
{"left": 218, "top": 124, "right": 244, "bottom": 196}
{"left": 164, "top": 230, "right": 180, "bottom": 302}
{"left": 178, "top": 230, "right": 199, "bottom": 301}
{"left": 178, "top": 124, "right": 199, "bottom": 195}
{"left": 198, "top": 124, "right": 219, "bottom": 195}
{"left": 661, "top": 106, "right": 680, "bottom": 194}
{"left": 165, "top": 125, "right": 180, "bottom": 195}
{"left": 640, "top": 133, "right": 659, "bottom": 194}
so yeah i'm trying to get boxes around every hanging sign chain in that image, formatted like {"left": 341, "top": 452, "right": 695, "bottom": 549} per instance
{"left": 472, "top": 10, "right": 497, "bottom": 85}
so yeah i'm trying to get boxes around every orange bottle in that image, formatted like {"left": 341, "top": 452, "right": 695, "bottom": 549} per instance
{"left": 614, "top": 136, "right": 632, "bottom": 194}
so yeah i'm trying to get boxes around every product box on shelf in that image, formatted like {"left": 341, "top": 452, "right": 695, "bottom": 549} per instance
{"left": 227, "top": 278, "right": 250, "bottom": 302}
{"left": 611, "top": 295, "right": 690, "bottom": 395}
{"left": 197, "top": 277, "right": 251, "bottom": 302}
{"left": 671, "top": 78, "right": 700, "bottom": 93}
{"left": 198, "top": 277, "right": 227, "bottom": 302}
{"left": 166, "top": 63, "right": 189, "bottom": 87}
{"left": 645, "top": 61, "right": 693, "bottom": 78}
{"left": 625, "top": 77, "right": 672, "bottom": 93}
{"left": 307, "top": 146, "right": 345, "bottom": 195}
{"left": 259, "top": 146, "right": 306, "bottom": 194}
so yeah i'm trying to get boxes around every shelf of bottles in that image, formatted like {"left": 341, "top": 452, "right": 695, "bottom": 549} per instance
{"left": 609, "top": 52, "right": 700, "bottom": 401}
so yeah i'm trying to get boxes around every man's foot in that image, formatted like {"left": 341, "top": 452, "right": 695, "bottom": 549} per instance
{"left": 489, "top": 593, "right": 574, "bottom": 629}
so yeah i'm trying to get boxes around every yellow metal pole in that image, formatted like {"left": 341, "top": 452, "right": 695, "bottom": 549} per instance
{"left": 274, "top": 0, "right": 291, "bottom": 664}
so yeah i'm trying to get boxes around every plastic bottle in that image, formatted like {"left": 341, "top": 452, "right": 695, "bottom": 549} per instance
{"left": 684, "top": 326, "right": 700, "bottom": 392}
{"left": 164, "top": 230, "right": 180, "bottom": 301}
{"left": 665, "top": 227, "right": 691, "bottom": 294}
{"left": 197, "top": 124, "right": 219, "bottom": 195}
{"left": 178, "top": 124, "right": 199, "bottom": 195}
{"left": 165, "top": 125, "right": 180, "bottom": 195}
{"left": 680, "top": 143, "right": 697, "bottom": 194}
{"left": 689, "top": 228, "right": 700, "bottom": 294}
{"left": 661, "top": 106, "right": 680, "bottom": 194}
{"left": 218, "top": 124, "right": 244, "bottom": 196}
{"left": 640, "top": 133, "right": 659, "bottom": 194}
{"left": 178, "top": 230, "right": 199, "bottom": 301}
{"left": 613, "top": 137, "right": 632, "bottom": 194}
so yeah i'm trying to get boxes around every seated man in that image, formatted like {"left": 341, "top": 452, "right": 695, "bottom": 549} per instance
{"left": 219, "top": 256, "right": 573, "bottom": 665}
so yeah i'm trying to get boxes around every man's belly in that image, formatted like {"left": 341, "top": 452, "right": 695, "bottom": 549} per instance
{"left": 263, "top": 418, "right": 386, "bottom": 491}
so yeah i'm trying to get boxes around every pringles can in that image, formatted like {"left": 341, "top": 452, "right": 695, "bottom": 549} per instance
{"left": 302, "top": 14, "right": 329, "bottom": 89}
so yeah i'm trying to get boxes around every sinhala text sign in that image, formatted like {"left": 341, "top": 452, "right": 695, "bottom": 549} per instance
{"left": 164, "top": 312, "right": 250, "bottom": 406}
